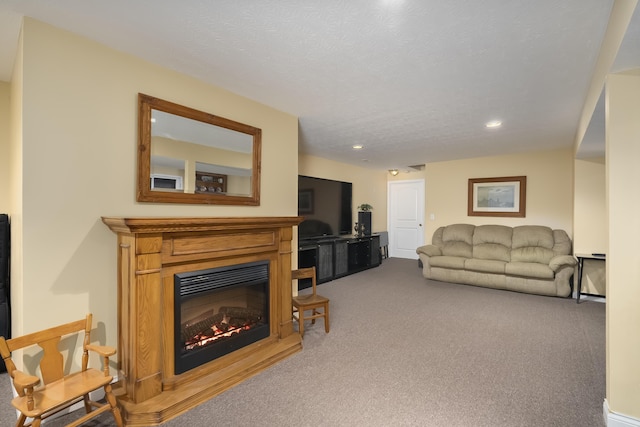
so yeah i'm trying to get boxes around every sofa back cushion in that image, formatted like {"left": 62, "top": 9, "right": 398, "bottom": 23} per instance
{"left": 440, "top": 224, "right": 475, "bottom": 258}
{"left": 473, "top": 225, "right": 512, "bottom": 262}
{"left": 552, "top": 229, "right": 572, "bottom": 256}
{"left": 511, "top": 225, "right": 555, "bottom": 264}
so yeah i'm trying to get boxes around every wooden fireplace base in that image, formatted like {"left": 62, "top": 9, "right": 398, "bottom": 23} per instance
{"left": 114, "top": 334, "right": 301, "bottom": 426}
{"left": 102, "top": 217, "right": 303, "bottom": 426}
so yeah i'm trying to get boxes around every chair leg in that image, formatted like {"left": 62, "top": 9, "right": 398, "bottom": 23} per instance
{"left": 105, "top": 384, "right": 124, "bottom": 427}
{"left": 298, "top": 311, "right": 305, "bottom": 337}
{"left": 293, "top": 308, "right": 303, "bottom": 337}
{"left": 83, "top": 394, "right": 92, "bottom": 413}
{"left": 324, "top": 303, "right": 330, "bottom": 333}
{"left": 295, "top": 306, "right": 330, "bottom": 337}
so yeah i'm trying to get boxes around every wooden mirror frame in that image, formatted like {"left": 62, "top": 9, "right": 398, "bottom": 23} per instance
{"left": 137, "top": 93, "right": 261, "bottom": 205}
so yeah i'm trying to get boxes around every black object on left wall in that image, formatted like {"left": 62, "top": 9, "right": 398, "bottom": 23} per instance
{"left": 0, "top": 214, "right": 10, "bottom": 373}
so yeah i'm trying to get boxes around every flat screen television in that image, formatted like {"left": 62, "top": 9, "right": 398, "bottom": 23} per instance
{"left": 298, "top": 175, "right": 352, "bottom": 240}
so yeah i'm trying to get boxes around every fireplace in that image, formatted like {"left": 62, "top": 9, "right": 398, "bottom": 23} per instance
{"left": 174, "top": 261, "right": 270, "bottom": 374}
{"left": 102, "top": 216, "right": 302, "bottom": 426}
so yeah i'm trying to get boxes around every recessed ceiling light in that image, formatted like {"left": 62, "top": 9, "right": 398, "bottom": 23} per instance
{"left": 352, "top": 144, "right": 363, "bottom": 150}
{"left": 485, "top": 120, "right": 502, "bottom": 128}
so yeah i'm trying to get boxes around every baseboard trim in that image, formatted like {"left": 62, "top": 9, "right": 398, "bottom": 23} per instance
{"left": 604, "top": 399, "right": 640, "bottom": 427}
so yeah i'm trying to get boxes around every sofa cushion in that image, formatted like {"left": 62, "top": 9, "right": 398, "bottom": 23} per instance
{"left": 505, "top": 262, "right": 554, "bottom": 279}
{"left": 441, "top": 224, "right": 475, "bottom": 258}
{"left": 464, "top": 258, "right": 506, "bottom": 274}
{"left": 510, "top": 226, "right": 555, "bottom": 264}
{"left": 431, "top": 227, "right": 445, "bottom": 247}
{"left": 430, "top": 256, "right": 467, "bottom": 270}
{"left": 442, "top": 241, "right": 473, "bottom": 258}
{"left": 552, "top": 229, "right": 572, "bottom": 256}
{"left": 472, "top": 225, "right": 512, "bottom": 262}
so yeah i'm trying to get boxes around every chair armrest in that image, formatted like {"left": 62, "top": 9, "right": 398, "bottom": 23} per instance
{"left": 86, "top": 344, "right": 117, "bottom": 377}
{"left": 416, "top": 244, "right": 442, "bottom": 257}
{"left": 86, "top": 344, "right": 117, "bottom": 357}
{"left": 12, "top": 370, "right": 40, "bottom": 411}
{"left": 13, "top": 370, "right": 40, "bottom": 390}
{"left": 549, "top": 255, "right": 577, "bottom": 272}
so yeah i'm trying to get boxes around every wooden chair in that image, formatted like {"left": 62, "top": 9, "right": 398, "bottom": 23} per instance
{"left": 292, "top": 267, "right": 330, "bottom": 337}
{"left": 0, "top": 313, "right": 123, "bottom": 427}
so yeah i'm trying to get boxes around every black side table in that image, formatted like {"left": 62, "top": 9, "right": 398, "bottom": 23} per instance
{"left": 575, "top": 253, "right": 606, "bottom": 304}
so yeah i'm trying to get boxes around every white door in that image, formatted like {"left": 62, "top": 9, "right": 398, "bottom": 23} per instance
{"left": 387, "top": 179, "right": 425, "bottom": 259}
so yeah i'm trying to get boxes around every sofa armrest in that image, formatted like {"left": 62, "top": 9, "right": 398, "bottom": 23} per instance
{"left": 549, "top": 255, "right": 577, "bottom": 273}
{"left": 416, "top": 244, "right": 442, "bottom": 257}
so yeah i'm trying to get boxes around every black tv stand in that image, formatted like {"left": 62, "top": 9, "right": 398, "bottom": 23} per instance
{"left": 298, "top": 234, "right": 381, "bottom": 288}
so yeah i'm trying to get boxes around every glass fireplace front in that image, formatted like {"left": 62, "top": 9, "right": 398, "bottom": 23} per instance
{"left": 174, "top": 260, "right": 270, "bottom": 374}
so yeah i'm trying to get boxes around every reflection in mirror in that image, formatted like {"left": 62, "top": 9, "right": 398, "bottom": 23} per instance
{"left": 137, "top": 94, "right": 261, "bottom": 205}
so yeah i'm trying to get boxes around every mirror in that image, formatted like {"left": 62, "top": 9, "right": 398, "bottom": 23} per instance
{"left": 137, "top": 93, "right": 261, "bottom": 205}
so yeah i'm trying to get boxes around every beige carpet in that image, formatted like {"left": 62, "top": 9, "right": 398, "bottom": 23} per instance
{"left": 0, "top": 258, "right": 605, "bottom": 426}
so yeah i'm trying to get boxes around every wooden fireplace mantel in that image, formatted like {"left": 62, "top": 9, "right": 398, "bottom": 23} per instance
{"left": 103, "top": 216, "right": 303, "bottom": 426}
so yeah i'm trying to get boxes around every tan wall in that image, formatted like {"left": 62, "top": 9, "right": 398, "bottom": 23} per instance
{"left": 606, "top": 71, "right": 640, "bottom": 420}
{"left": 7, "top": 29, "right": 24, "bottom": 330}
{"left": 298, "top": 154, "right": 388, "bottom": 233}
{"left": 574, "top": 158, "right": 606, "bottom": 295}
{"left": 12, "top": 19, "right": 298, "bottom": 350}
{"left": 0, "top": 82, "right": 9, "bottom": 213}
{"left": 306, "top": 149, "right": 575, "bottom": 253}
{"left": 422, "top": 149, "right": 574, "bottom": 243}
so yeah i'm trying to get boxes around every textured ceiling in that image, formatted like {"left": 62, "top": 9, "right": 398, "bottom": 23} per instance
{"left": 0, "top": 1, "right": 636, "bottom": 170}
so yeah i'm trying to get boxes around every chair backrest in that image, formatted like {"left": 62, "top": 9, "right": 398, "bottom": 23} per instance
{"left": 0, "top": 314, "right": 93, "bottom": 387}
{"left": 292, "top": 267, "right": 317, "bottom": 296}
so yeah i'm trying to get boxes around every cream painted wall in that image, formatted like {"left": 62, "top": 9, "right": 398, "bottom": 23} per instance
{"left": 0, "top": 82, "right": 9, "bottom": 213}
{"left": 298, "top": 154, "right": 388, "bottom": 234}
{"left": 13, "top": 19, "right": 298, "bottom": 352}
{"left": 574, "top": 158, "right": 606, "bottom": 296}
{"left": 7, "top": 29, "right": 24, "bottom": 338}
{"left": 574, "top": 158, "right": 606, "bottom": 252}
{"left": 422, "top": 149, "right": 574, "bottom": 243}
{"left": 606, "top": 71, "right": 640, "bottom": 420}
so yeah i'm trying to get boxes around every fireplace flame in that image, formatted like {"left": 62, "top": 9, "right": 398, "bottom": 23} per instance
{"left": 182, "top": 307, "right": 263, "bottom": 352}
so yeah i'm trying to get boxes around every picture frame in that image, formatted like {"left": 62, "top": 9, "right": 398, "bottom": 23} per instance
{"left": 468, "top": 176, "right": 526, "bottom": 217}
{"left": 298, "top": 189, "right": 314, "bottom": 214}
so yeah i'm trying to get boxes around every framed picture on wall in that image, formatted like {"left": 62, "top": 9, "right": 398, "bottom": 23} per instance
{"left": 298, "top": 189, "right": 314, "bottom": 214}
{"left": 468, "top": 176, "right": 526, "bottom": 217}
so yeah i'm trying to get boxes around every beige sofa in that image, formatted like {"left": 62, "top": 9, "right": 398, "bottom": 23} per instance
{"left": 416, "top": 224, "right": 576, "bottom": 297}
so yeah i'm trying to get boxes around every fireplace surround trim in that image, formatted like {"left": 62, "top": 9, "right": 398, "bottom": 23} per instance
{"left": 102, "top": 216, "right": 303, "bottom": 426}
